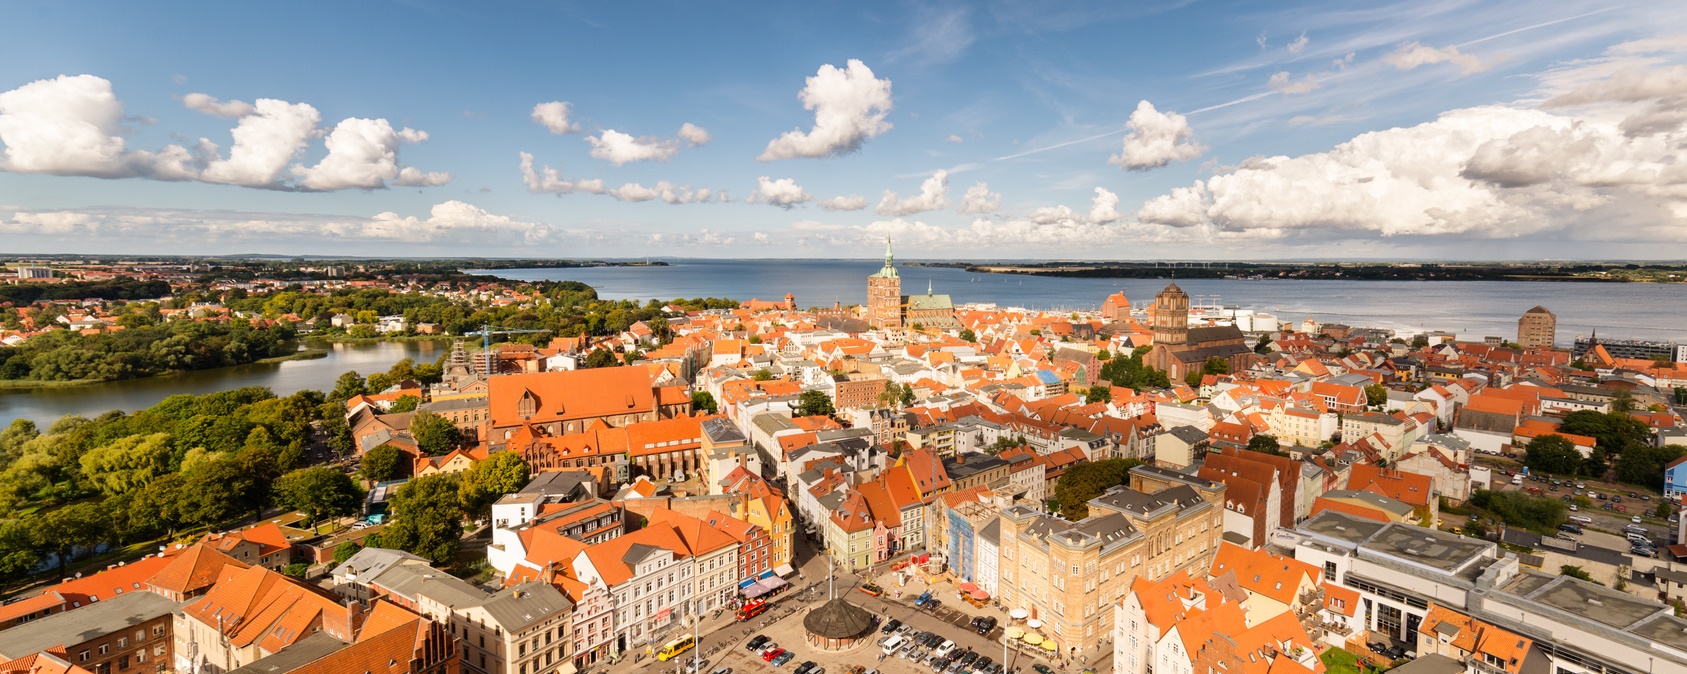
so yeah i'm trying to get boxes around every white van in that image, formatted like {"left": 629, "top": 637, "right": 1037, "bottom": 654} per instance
{"left": 881, "top": 636, "right": 905, "bottom": 655}
{"left": 1569, "top": 515, "right": 1594, "bottom": 525}
{"left": 1512, "top": 474, "right": 1523, "bottom": 485}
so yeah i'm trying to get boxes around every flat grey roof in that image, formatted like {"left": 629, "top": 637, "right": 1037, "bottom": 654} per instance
{"left": 0, "top": 591, "right": 183, "bottom": 659}
{"left": 1521, "top": 575, "right": 1665, "bottom": 630}
{"left": 1299, "top": 510, "right": 1389, "bottom": 545}
{"left": 1361, "top": 526, "right": 1490, "bottom": 573}
{"left": 480, "top": 582, "right": 573, "bottom": 631}
{"left": 1626, "top": 613, "right": 1687, "bottom": 650}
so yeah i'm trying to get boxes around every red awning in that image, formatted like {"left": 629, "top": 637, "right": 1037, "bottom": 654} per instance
{"left": 970, "top": 589, "right": 989, "bottom": 600}
{"left": 958, "top": 582, "right": 979, "bottom": 594}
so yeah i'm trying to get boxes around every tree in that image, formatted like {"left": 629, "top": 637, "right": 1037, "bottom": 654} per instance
{"left": 959, "top": 329, "right": 976, "bottom": 342}
{"left": 333, "top": 540, "right": 364, "bottom": 566}
{"left": 1656, "top": 498, "right": 1675, "bottom": 519}
{"left": 1611, "top": 388, "right": 1636, "bottom": 414}
{"left": 1248, "top": 435, "right": 1283, "bottom": 456}
{"left": 877, "top": 380, "right": 903, "bottom": 409}
{"left": 0, "top": 519, "right": 40, "bottom": 584}
{"left": 275, "top": 467, "right": 361, "bottom": 531}
{"left": 177, "top": 457, "right": 254, "bottom": 528}
{"left": 79, "top": 432, "right": 173, "bottom": 495}
{"left": 752, "top": 368, "right": 774, "bottom": 382}
{"left": 361, "top": 444, "right": 406, "bottom": 483}
{"left": 459, "top": 452, "right": 531, "bottom": 520}
{"left": 388, "top": 395, "right": 420, "bottom": 413}
{"left": 411, "top": 411, "right": 463, "bottom": 456}
{"left": 1616, "top": 444, "right": 1687, "bottom": 490}
{"left": 795, "top": 390, "right": 835, "bottom": 418}
{"left": 584, "top": 349, "right": 619, "bottom": 369}
{"left": 330, "top": 370, "right": 367, "bottom": 403}
{"left": 282, "top": 562, "right": 311, "bottom": 578}
{"left": 1053, "top": 458, "right": 1143, "bottom": 519}
{"left": 31, "top": 502, "right": 104, "bottom": 576}
{"left": 900, "top": 383, "right": 915, "bottom": 407}
{"left": 379, "top": 474, "right": 464, "bottom": 565}
{"left": 1559, "top": 410, "right": 1651, "bottom": 459}
{"left": 690, "top": 391, "right": 718, "bottom": 414}
{"left": 1364, "top": 383, "right": 1387, "bottom": 408}
{"left": 1253, "top": 333, "right": 1274, "bottom": 354}
{"left": 1524, "top": 434, "right": 1583, "bottom": 475}
{"left": 1086, "top": 386, "right": 1112, "bottom": 404}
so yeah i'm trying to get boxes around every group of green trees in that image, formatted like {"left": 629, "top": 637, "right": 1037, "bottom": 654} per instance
{"left": 1052, "top": 458, "right": 1144, "bottom": 519}
{"left": 0, "top": 319, "right": 296, "bottom": 382}
{"left": 0, "top": 385, "right": 350, "bottom": 583}
{"left": 368, "top": 453, "right": 530, "bottom": 565}
{"left": 0, "top": 278, "right": 171, "bottom": 305}
{"left": 1468, "top": 489, "right": 1568, "bottom": 534}
{"left": 1520, "top": 406, "right": 1683, "bottom": 490}
{"left": 1097, "top": 346, "right": 1171, "bottom": 391}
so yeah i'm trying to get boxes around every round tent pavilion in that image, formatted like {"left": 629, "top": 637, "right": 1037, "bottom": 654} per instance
{"left": 802, "top": 598, "right": 876, "bottom": 651}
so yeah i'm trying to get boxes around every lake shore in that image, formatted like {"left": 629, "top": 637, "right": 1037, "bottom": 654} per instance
{"left": 0, "top": 348, "right": 330, "bottom": 391}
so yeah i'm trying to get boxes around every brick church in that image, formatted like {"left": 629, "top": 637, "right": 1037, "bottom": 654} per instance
{"left": 865, "top": 239, "right": 959, "bottom": 330}
{"left": 1145, "top": 281, "right": 1257, "bottom": 380}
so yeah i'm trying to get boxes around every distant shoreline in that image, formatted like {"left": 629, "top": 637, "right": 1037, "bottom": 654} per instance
{"left": 921, "top": 262, "right": 1687, "bottom": 283}
{"left": 0, "top": 348, "right": 331, "bottom": 391}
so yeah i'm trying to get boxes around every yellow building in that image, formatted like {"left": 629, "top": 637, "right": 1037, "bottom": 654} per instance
{"left": 996, "top": 465, "right": 1225, "bottom": 655}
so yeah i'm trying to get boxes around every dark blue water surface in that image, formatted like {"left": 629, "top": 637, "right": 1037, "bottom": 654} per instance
{"left": 480, "top": 259, "right": 1687, "bottom": 343}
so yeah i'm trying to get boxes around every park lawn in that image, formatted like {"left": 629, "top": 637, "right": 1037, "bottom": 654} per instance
{"left": 1321, "top": 647, "right": 1364, "bottom": 674}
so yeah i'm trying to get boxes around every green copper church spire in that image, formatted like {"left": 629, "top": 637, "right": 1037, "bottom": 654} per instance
{"left": 872, "top": 237, "right": 898, "bottom": 278}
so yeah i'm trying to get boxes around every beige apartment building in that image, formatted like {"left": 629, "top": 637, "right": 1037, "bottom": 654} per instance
{"left": 995, "top": 466, "right": 1226, "bottom": 655}
{"left": 1517, "top": 306, "right": 1556, "bottom": 349}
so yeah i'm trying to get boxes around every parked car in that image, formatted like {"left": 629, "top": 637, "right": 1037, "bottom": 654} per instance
{"left": 763, "top": 648, "right": 786, "bottom": 662}
{"left": 686, "top": 660, "right": 710, "bottom": 673}
{"left": 925, "top": 599, "right": 942, "bottom": 610}
{"left": 914, "top": 592, "right": 932, "bottom": 607}
{"left": 772, "top": 652, "right": 796, "bottom": 667}
{"left": 882, "top": 619, "right": 902, "bottom": 634}
{"left": 747, "top": 636, "right": 770, "bottom": 651}
{"left": 1558, "top": 523, "right": 1582, "bottom": 534}
{"left": 1033, "top": 665, "right": 1056, "bottom": 674}
{"left": 972, "top": 616, "right": 998, "bottom": 635}
{"left": 1632, "top": 515, "right": 1644, "bottom": 523}
{"left": 859, "top": 583, "right": 884, "bottom": 597}
{"left": 794, "top": 661, "right": 817, "bottom": 674}
{"left": 881, "top": 636, "right": 906, "bottom": 655}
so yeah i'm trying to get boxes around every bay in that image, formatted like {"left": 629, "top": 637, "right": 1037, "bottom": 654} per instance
{"left": 0, "top": 339, "right": 450, "bottom": 428}
{"left": 480, "top": 258, "right": 1687, "bottom": 344}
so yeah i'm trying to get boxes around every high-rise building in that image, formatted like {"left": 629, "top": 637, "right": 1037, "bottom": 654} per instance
{"left": 1517, "top": 305, "right": 1556, "bottom": 349}
{"left": 866, "top": 238, "right": 903, "bottom": 328}
{"left": 14, "top": 266, "right": 51, "bottom": 280}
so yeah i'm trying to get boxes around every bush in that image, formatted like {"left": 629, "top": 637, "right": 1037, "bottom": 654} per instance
{"left": 1469, "top": 489, "right": 1567, "bottom": 533}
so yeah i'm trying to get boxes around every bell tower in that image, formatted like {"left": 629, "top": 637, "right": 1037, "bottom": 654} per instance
{"left": 866, "top": 238, "right": 903, "bottom": 328}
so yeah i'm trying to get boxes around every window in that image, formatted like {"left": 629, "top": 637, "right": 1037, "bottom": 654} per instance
{"left": 135, "top": 630, "right": 144, "bottom": 642}
{"left": 117, "top": 638, "right": 127, "bottom": 648}
{"left": 1324, "top": 562, "right": 1338, "bottom": 582}
{"left": 99, "top": 644, "right": 109, "bottom": 655}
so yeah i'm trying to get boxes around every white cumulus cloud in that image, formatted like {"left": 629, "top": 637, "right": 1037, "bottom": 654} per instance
{"left": 531, "top": 101, "right": 581, "bottom": 135}
{"left": 0, "top": 74, "right": 156, "bottom": 178}
{"left": 1383, "top": 42, "right": 1491, "bottom": 75}
{"left": 958, "top": 181, "right": 1000, "bottom": 214}
{"left": 587, "top": 129, "right": 681, "bottom": 165}
{"left": 677, "top": 122, "right": 711, "bottom": 146}
{"left": 182, "top": 93, "right": 254, "bottom": 118}
{"left": 1110, "top": 101, "right": 1206, "bottom": 170}
{"left": 292, "top": 118, "right": 449, "bottom": 191}
{"left": 1089, "top": 187, "right": 1122, "bottom": 224}
{"left": 753, "top": 176, "right": 812, "bottom": 208}
{"left": 198, "top": 98, "right": 321, "bottom": 188}
{"left": 758, "top": 59, "right": 893, "bottom": 160}
{"left": 820, "top": 195, "right": 868, "bottom": 211}
{"left": 877, "top": 169, "right": 949, "bottom": 216}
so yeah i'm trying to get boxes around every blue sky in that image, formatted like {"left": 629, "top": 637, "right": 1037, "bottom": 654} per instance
{"left": 3, "top": 0, "right": 1687, "bottom": 259}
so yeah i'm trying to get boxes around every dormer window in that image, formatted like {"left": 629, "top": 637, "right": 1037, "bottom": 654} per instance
{"left": 518, "top": 390, "right": 539, "bottom": 418}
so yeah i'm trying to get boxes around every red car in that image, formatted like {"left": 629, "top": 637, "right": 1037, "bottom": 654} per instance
{"left": 763, "top": 648, "right": 786, "bottom": 662}
{"left": 1616, "top": 505, "right": 1627, "bottom": 512}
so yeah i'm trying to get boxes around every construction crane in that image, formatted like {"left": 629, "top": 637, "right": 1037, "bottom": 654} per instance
{"left": 463, "top": 324, "right": 551, "bottom": 376}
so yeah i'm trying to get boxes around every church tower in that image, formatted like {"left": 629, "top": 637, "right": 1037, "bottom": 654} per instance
{"left": 866, "top": 238, "right": 903, "bottom": 328}
{"left": 1152, "top": 281, "right": 1190, "bottom": 347}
